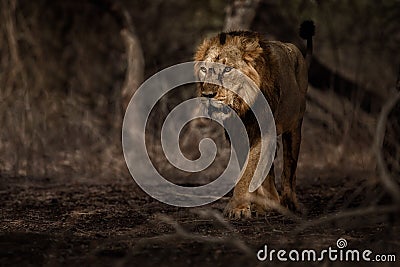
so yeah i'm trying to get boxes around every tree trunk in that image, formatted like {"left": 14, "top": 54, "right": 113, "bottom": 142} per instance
{"left": 121, "top": 28, "right": 144, "bottom": 113}
{"left": 223, "top": 0, "right": 261, "bottom": 31}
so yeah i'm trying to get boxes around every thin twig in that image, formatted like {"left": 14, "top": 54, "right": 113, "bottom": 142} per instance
{"left": 133, "top": 212, "right": 254, "bottom": 257}
{"left": 295, "top": 205, "right": 399, "bottom": 233}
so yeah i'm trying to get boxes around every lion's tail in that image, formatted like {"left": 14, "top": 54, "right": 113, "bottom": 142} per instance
{"left": 299, "top": 20, "right": 315, "bottom": 69}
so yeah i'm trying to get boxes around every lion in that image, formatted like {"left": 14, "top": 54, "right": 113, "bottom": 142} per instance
{"left": 194, "top": 21, "right": 315, "bottom": 219}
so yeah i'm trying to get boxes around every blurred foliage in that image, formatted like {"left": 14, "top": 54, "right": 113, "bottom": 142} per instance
{"left": 0, "top": 0, "right": 225, "bottom": 179}
{"left": 125, "top": 0, "right": 225, "bottom": 76}
{"left": 0, "top": 0, "right": 399, "bottom": 179}
{"left": 254, "top": 0, "right": 400, "bottom": 96}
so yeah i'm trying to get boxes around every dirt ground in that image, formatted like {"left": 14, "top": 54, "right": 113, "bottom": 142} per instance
{"left": 1, "top": 167, "right": 399, "bottom": 267}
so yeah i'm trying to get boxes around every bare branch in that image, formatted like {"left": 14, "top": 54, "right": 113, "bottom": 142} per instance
{"left": 120, "top": 28, "right": 144, "bottom": 113}
{"left": 374, "top": 90, "right": 400, "bottom": 205}
{"left": 112, "top": 4, "right": 145, "bottom": 113}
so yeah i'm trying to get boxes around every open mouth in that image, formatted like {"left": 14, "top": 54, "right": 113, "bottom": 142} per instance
{"left": 207, "top": 100, "right": 230, "bottom": 116}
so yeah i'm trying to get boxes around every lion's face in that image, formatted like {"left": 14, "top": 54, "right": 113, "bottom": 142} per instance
{"left": 197, "top": 58, "right": 241, "bottom": 120}
{"left": 195, "top": 33, "right": 264, "bottom": 120}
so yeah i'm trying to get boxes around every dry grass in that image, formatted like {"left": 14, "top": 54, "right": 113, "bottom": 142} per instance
{"left": 0, "top": 0, "right": 126, "bottom": 180}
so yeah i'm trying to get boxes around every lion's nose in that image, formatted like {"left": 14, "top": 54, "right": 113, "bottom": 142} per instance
{"left": 201, "top": 91, "right": 217, "bottom": 98}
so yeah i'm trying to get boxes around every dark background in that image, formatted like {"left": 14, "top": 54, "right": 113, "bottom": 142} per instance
{"left": 1, "top": 0, "right": 399, "bottom": 266}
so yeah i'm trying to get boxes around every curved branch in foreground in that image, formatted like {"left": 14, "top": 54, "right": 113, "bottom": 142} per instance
{"left": 375, "top": 90, "right": 400, "bottom": 205}
{"left": 295, "top": 205, "right": 399, "bottom": 233}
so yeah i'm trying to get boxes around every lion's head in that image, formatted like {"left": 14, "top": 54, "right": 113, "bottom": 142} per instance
{"left": 194, "top": 32, "right": 266, "bottom": 119}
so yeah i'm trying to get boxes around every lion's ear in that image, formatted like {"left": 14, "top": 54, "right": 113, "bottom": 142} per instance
{"left": 219, "top": 32, "right": 227, "bottom": 45}
{"left": 242, "top": 39, "right": 263, "bottom": 62}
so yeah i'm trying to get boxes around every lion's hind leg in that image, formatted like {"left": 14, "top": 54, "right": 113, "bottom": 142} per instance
{"left": 280, "top": 119, "right": 303, "bottom": 212}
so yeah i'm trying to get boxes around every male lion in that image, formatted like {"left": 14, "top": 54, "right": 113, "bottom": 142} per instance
{"left": 194, "top": 21, "right": 315, "bottom": 219}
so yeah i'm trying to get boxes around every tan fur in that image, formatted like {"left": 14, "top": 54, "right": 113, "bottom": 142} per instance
{"left": 194, "top": 31, "right": 309, "bottom": 219}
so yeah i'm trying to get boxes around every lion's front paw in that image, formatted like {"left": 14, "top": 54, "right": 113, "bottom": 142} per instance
{"left": 250, "top": 203, "right": 269, "bottom": 218}
{"left": 223, "top": 200, "right": 252, "bottom": 220}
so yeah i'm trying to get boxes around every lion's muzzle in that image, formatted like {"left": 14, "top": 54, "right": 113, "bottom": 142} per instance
{"left": 200, "top": 83, "right": 220, "bottom": 98}
{"left": 201, "top": 98, "right": 231, "bottom": 120}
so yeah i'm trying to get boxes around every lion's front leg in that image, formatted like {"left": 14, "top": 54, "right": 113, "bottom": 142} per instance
{"left": 250, "top": 163, "right": 279, "bottom": 216}
{"left": 223, "top": 141, "right": 279, "bottom": 219}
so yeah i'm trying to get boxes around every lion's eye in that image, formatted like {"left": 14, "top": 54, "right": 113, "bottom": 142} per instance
{"left": 200, "top": 67, "right": 207, "bottom": 73}
{"left": 224, "top": 66, "right": 233, "bottom": 72}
